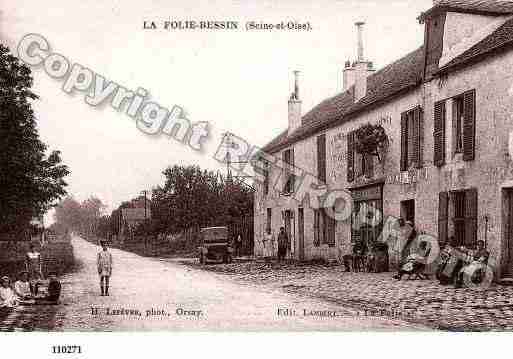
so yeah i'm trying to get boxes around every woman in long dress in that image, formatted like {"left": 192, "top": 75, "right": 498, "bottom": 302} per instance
{"left": 263, "top": 229, "right": 274, "bottom": 261}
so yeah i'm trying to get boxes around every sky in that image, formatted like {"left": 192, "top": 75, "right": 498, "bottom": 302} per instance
{"left": 0, "top": 0, "right": 433, "bottom": 219}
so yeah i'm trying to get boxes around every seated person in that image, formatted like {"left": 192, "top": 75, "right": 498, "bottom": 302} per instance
{"left": 455, "top": 240, "right": 489, "bottom": 288}
{"left": 0, "top": 276, "right": 19, "bottom": 308}
{"left": 396, "top": 241, "right": 430, "bottom": 280}
{"left": 35, "top": 273, "right": 61, "bottom": 305}
{"left": 14, "top": 271, "right": 33, "bottom": 300}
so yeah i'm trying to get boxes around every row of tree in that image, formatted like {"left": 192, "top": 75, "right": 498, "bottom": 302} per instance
{"left": 0, "top": 45, "right": 69, "bottom": 240}
{"left": 53, "top": 164, "right": 253, "bottom": 240}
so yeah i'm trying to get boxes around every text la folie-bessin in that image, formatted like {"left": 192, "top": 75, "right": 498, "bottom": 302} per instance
{"left": 143, "top": 20, "right": 239, "bottom": 30}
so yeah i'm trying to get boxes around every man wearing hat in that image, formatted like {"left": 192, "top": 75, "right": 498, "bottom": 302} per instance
{"left": 97, "top": 240, "right": 113, "bottom": 296}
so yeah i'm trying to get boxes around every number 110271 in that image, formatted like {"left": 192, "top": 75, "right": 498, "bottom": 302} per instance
{"left": 51, "top": 345, "right": 82, "bottom": 354}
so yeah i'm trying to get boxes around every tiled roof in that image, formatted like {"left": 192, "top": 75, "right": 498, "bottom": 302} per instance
{"left": 438, "top": 16, "right": 513, "bottom": 73}
{"left": 262, "top": 46, "right": 425, "bottom": 154}
{"left": 420, "top": 0, "right": 513, "bottom": 22}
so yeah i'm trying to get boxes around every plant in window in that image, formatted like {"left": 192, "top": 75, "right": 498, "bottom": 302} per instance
{"left": 354, "top": 123, "right": 389, "bottom": 162}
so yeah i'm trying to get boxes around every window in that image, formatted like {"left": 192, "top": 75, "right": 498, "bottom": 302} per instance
{"left": 266, "top": 208, "right": 272, "bottom": 233}
{"left": 282, "top": 148, "right": 295, "bottom": 194}
{"left": 453, "top": 191, "right": 466, "bottom": 246}
{"left": 400, "top": 106, "right": 423, "bottom": 171}
{"left": 438, "top": 188, "right": 478, "bottom": 247}
{"left": 453, "top": 96, "right": 464, "bottom": 154}
{"left": 317, "top": 134, "right": 327, "bottom": 183}
{"left": 452, "top": 90, "right": 476, "bottom": 161}
{"left": 314, "top": 208, "right": 336, "bottom": 247}
{"left": 263, "top": 160, "right": 270, "bottom": 196}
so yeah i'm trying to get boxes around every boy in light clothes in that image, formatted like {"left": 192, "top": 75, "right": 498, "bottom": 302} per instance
{"left": 97, "top": 240, "right": 113, "bottom": 296}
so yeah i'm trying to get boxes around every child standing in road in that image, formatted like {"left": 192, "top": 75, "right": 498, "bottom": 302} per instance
{"left": 97, "top": 241, "right": 113, "bottom": 296}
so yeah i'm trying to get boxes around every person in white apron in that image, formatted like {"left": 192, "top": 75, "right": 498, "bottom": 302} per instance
{"left": 263, "top": 229, "right": 275, "bottom": 260}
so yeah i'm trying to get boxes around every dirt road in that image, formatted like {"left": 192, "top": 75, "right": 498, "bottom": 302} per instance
{"left": 5, "top": 237, "right": 427, "bottom": 331}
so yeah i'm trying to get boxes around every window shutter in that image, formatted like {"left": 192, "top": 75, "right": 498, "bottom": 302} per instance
{"left": 290, "top": 147, "right": 295, "bottom": 192}
{"left": 282, "top": 151, "right": 288, "bottom": 193}
{"left": 317, "top": 135, "right": 326, "bottom": 183}
{"left": 400, "top": 112, "right": 408, "bottom": 171}
{"left": 364, "top": 153, "right": 374, "bottom": 178}
{"left": 347, "top": 131, "right": 355, "bottom": 182}
{"left": 438, "top": 192, "right": 449, "bottom": 244}
{"left": 313, "top": 210, "right": 319, "bottom": 247}
{"left": 464, "top": 188, "right": 478, "bottom": 247}
{"left": 415, "top": 106, "right": 424, "bottom": 168}
{"left": 463, "top": 90, "right": 476, "bottom": 161}
{"left": 328, "top": 209, "right": 336, "bottom": 247}
{"left": 433, "top": 100, "right": 446, "bottom": 167}
{"left": 351, "top": 203, "right": 361, "bottom": 244}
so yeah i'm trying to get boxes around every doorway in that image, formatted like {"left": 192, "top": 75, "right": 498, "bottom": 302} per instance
{"left": 400, "top": 199, "right": 415, "bottom": 224}
{"left": 504, "top": 189, "right": 513, "bottom": 276}
{"left": 298, "top": 208, "right": 305, "bottom": 261}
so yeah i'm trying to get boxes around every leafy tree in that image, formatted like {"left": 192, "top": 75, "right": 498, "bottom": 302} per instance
{"left": 151, "top": 165, "right": 253, "bottom": 234}
{"left": 53, "top": 196, "right": 106, "bottom": 236}
{"left": 0, "top": 44, "right": 69, "bottom": 239}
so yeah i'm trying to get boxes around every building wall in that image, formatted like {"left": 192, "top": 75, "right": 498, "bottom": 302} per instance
{"left": 426, "top": 49, "right": 513, "bottom": 277}
{"left": 255, "top": 34, "right": 513, "bottom": 277}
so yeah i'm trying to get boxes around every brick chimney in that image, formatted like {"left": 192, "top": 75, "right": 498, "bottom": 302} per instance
{"left": 288, "top": 70, "right": 302, "bottom": 135}
{"left": 342, "top": 22, "right": 374, "bottom": 102}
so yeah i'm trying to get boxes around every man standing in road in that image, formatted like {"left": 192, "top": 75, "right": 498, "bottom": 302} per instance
{"left": 277, "top": 227, "right": 288, "bottom": 262}
{"left": 97, "top": 240, "right": 113, "bottom": 296}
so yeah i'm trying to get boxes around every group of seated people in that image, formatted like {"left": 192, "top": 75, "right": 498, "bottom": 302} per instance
{"left": 0, "top": 271, "right": 61, "bottom": 309}
{"left": 393, "top": 229, "right": 490, "bottom": 288}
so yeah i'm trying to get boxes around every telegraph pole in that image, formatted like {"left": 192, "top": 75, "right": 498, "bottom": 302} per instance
{"left": 141, "top": 190, "right": 148, "bottom": 255}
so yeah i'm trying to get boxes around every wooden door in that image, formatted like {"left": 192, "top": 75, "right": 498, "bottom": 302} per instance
{"left": 298, "top": 208, "right": 305, "bottom": 261}
{"left": 506, "top": 190, "right": 513, "bottom": 275}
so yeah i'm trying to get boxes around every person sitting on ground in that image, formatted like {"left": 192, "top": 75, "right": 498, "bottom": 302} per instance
{"left": 455, "top": 240, "right": 490, "bottom": 288}
{"left": 396, "top": 240, "right": 431, "bottom": 281}
{"left": 14, "top": 271, "right": 33, "bottom": 300}
{"left": 35, "top": 273, "right": 61, "bottom": 305}
{"left": 393, "top": 220, "right": 417, "bottom": 279}
{"left": 0, "top": 276, "right": 19, "bottom": 308}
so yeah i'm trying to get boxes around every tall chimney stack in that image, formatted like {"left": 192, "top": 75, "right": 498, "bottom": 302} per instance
{"left": 342, "top": 21, "right": 374, "bottom": 102}
{"left": 293, "top": 70, "right": 300, "bottom": 100}
{"left": 355, "top": 21, "right": 365, "bottom": 62}
{"left": 288, "top": 70, "right": 302, "bottom": 135}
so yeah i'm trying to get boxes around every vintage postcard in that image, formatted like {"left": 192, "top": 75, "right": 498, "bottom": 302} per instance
{"left": 3, "top": 0, "right": 513, "bottom": 345}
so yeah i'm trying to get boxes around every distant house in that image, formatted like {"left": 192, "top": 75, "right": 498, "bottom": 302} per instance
{"left": 254, "top": 0, "right": 513, "bottom": 279}
{"left": 118, "top": 197, "right": 152, "bottom": 237}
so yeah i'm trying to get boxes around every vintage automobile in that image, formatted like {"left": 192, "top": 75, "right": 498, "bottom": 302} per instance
{"left": 198, "top": 226, "right": 233, "bottom": 264}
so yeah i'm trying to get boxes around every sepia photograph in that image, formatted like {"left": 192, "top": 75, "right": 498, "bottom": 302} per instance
{"left": 3, "top": 0, "right": 513, "bottom": 353}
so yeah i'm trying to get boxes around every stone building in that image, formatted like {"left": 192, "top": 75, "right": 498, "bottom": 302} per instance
{"left": 254, "top": 0, "right": 513, "bottom": 279}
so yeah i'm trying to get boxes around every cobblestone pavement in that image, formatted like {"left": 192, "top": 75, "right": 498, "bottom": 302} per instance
{"left": 1, "top": 237, "right": 426, "bottom": 331}
{"left": 180, "top": 260, "right": 513, "bottom": 331}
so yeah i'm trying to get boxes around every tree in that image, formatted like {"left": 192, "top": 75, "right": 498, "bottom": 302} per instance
{"left": 0, "top": 44, "right": 69, "bottom": 239}
{"left": 151, "top": 164, "right": 253, "bottom": 234}
{"left": 53, "top": 196, "right": 106, "bottom": 236}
